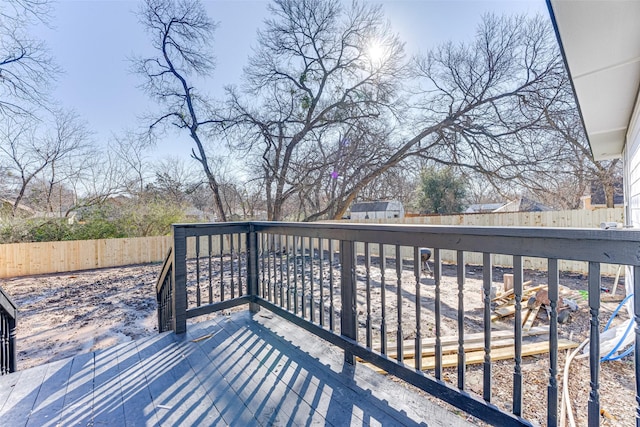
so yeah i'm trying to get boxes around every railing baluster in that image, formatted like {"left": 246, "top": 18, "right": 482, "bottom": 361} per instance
{"left": 301, "top": 237, "right": 306, "bottom": 319}
{"left": 547, "top": 258, "right": 559, "bottom": 427}
{"left": 396, "top": 245, "right": 403, "bottom": 362}
{"left": 220, "top": 234, "right": 225, "bottom": 301}
{"left": 2, "top": 317, "right": 6, "bottom": 374}
{"left": 230, "top": 233, "right": 235, "bottom": 299}
{"left": 195, "top": 236, "right": 201, "bottom": 307}
{"left": 414, "top": 246, "right": 422, "bottom": 371}
{"left": 513, "top": 255, "right": 523, "bottom": 416}
{"left": 329, "top": 239, "right": 335, "bottom": 331}
{"left": 286, "top": 235, "right": 291, "bottom": 311}
{"left": 457, "top": 250, "right": 465, "bottom": 390}
{"left": 266, "top": 234, "right": 272, "bottom": 301}
{"left": 238, "top": 234, "right": 244, "bottom": 297}
{"left": 380, "top": 243, "right": 387, "bottom": 355}
{"left": 293, "top": 236, "right": 299, "bottom": 315}
{"left": 208, "top": 235, "right": 213, "bottom": 304}
{"left": 310, "top": 237, "right": 315, "bottom": 323}
{"left": 588, "top": 261, "right": 601, "bottom": 426}
{"left": 434, "top": 248, "right": 442, "bottom": 380}
{"left": 1, "top": 316, "right": 6, "bottom": 374}
{"left": 319, "top": 237, "right": 324, "bottom": 327}
{"left": 273, "top": 234, "right": 279, "bottom": 305}
{"left": 279, "top": 234, "right": 284, "bottom": 307}
{"left": 482, "top": 252, "right": 492, "bottom": 402}
{"left": 365, "top": 242, "right": 372, "bottom": 348}
{"left": 260, "top": 233, "right": 268, "bottom": 299}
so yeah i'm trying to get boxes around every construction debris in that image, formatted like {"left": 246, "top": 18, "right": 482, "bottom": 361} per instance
{"left": 491, "top": 282, "right": 580, "bottom": 329}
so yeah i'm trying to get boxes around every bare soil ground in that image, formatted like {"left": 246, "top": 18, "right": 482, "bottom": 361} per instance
{"left": 1, "top": 261, "right": 634, "bottom": 426}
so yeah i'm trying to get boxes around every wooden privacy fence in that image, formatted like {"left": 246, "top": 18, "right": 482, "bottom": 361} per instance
{"left": 0, "top": 208, "right": 625, "bottom": 278}
{"left": 0, "top": 234, "right": 246, "bottom": 278}
{"left": 340, "top": 208, "right": 626, "bottom": 275}
{"left": 0, "top": 236, "right": 172, "bottom": 278}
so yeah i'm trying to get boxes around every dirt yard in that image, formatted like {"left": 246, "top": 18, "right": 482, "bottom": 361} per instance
{"left": 0, "top": 261, "right": 634, "bottom": 426}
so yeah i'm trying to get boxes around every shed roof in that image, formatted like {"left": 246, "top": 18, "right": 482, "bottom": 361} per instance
{"left": 351, "top": 201, "right": 399, "bottom": 212}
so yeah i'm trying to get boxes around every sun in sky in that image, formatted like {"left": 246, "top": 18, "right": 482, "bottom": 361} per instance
{"left": 366, "top": 40, "right": 387, "bottom": 65}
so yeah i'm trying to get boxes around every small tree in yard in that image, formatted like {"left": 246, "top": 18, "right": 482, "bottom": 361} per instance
{"left": 417, "top": 167, "right": 466, "bottom": 214}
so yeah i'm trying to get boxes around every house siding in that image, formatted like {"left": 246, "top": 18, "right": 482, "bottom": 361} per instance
{"left": 625, "top": 94, "right": 640, "bottom": 228}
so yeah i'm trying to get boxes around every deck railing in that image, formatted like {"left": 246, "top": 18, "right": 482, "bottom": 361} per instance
{"left": 157, "top": 221, "right": 640, "bottom": 427}
{"left": 0, "top": 285, "right": 17, "bottom": 375}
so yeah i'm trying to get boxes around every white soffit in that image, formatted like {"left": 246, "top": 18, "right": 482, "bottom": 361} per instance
{"left": 548, "top": 0, "right": 640, "bottom": 160}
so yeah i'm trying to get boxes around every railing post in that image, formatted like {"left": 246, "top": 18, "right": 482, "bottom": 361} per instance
{"left": 172, "top": 225, "right": 187, "bottom": 334}
{"left": 247, "top": 224, "right": 260, "bottom": 313}
{"left": 8, "top": 315, "right": 16, "bottom": 373}
{"left": 340, "top": 239, "right": 357, "bottom": 364}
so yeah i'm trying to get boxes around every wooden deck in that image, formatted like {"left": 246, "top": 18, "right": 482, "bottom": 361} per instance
{"left": 0, "top": 310, "right": 474, "bottom": 426}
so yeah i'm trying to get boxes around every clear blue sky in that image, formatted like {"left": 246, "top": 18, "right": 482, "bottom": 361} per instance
{"left": 35, "top": 0, "right": 547, "bottom": 160}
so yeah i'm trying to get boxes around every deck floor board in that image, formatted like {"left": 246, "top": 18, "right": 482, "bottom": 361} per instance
{"left": 0, "top": 310, "right": 475, "bottom": 427}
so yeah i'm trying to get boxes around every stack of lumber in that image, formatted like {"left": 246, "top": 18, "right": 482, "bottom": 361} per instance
{"left": 361, "top": 327, "right": 577, "bottom": 373}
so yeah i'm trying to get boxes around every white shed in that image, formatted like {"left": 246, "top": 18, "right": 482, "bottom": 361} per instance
{"left": 349, "top": 201, "right": 404, "bottom": 220}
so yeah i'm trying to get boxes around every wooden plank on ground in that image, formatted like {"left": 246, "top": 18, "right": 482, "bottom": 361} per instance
{"left": 492, "top": 281, "right": 535, "bottom": 302}
{"left": 367, "top": 327, "right": 549, "bottom": 361}
{"left": 372, "top": 326, "right": 549, "bottom": 355}
{"left": 364, "top": 339, "right": 578, "bottom": 373}
{"left": 523, "top": 305, "right": 541, "bottom": 332}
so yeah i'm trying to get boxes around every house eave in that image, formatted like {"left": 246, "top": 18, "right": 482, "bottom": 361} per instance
{"left": 547, "top": 0, "right": 640, "bottom": 160}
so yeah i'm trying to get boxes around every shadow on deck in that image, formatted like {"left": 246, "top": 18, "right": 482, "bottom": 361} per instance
{"left": 0, "top": 310, "right": 473, "bottom": 426}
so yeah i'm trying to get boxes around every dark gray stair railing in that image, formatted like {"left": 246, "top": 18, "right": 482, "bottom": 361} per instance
{"left": 159, "top": 221, "right": 640, "bottom": 427}
{"left": 0, "top": 284, "right": 17, "bottom": 375}
{"left": 156, "top": 246, "right": 174, "bottom": 333}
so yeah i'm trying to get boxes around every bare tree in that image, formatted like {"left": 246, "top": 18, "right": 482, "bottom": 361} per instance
{"left": 134, "top": 0, "right": 227, "bottom": 221}
{"left": 538, "top": 85, "right": 621, "bottom": 208}
{"left": 109, "top": 131, "right": 154, "bottom": 195}
{"left": 150, "top": 156, "right": 200, "bottom": 206}
{"left": 0, "top": 0, "right": 59, "bottom": 117}
{"left": 0, "top": 110, "right": 89, "bottom": 216}
{"left": 63, "top": 147, "right": 127, "bottom": 217}
{"left": 228, "top": 5, "right": 581, "bottom": 221}
{"left": 227, "top": 0, "right": 406, "bottom": 220}
{"left": 38, "top": 110, "right": 91, "bottom": 213}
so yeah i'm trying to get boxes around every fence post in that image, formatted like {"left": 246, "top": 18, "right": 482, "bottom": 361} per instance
{"left": 340, "top": 239, "right": 357, "bottom": 364}
{"left": 247, "top": 224, "right": 260, "bottom": 313}
{"left": 172, "top": 225, "right": 187, "bottom": 334}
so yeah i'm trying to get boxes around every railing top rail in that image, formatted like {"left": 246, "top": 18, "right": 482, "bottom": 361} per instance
{"left": 251, "top": 221, "right": 640, "bottom": 241}
{"left": 0, "top": 285, "right": 17, "bottom": 319}
{"left": 171, "top": 221, "right": 640, "bottom": 266}
{"left": 155, "top": 246, "right": 173, "bottom": 294}
{"left": 172, "top": 222, "right": 251, "bottom": 237}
